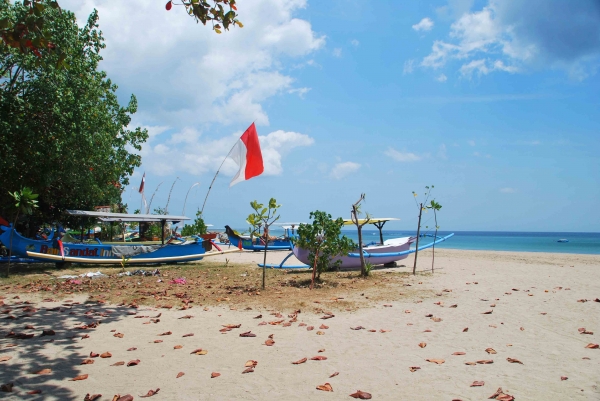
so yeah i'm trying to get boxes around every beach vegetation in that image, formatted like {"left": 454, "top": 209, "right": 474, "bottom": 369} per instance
{"left": 412, "top": 186, "right": 434, "bottom": 275}
{"left": 247, "top": 198, "right": 280, "bottom": 290}
{"left": 296, "top": 210, "right": 355, "bottom": 288}
{"left": 426, "top": 199, "right": 442, "bottom": 273}
{"left": 181, "top": 209, "right": 208, "bottom": 236}
{"left": 350, "top": 193, "right": 372, "bottom": 277}
{"left": 0, "top": 3, "right": 148, "bottom": 226}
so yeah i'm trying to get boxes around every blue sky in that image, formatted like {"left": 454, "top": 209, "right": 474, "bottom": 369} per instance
{"left": 63, "top": 0, "right": 600, "bottom": 232}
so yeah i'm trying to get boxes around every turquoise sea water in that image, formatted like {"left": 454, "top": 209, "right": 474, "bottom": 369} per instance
{"left": 252, "top": 228, "right": 600, "bottom": 255}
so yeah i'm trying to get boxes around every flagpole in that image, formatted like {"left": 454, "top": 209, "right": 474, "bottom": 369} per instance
{"left": 200, "top": 146, "right": 235, "bottom": 215}
{"left": 182, "top": 182, "right": 201, "bottom": 215}
{"left": 200, "top": 121, "right": 258, "bottom": 215}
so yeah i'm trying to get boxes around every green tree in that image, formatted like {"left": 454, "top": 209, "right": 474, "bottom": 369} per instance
{"left": 350, "top": 193, "right": 371, "bottom": 277}
{"left": 247, "top": 198, "right": 280, "bottom": 290}
{"left": 181, "top": 209, "right": 207, "bottom": 236}
{"left": 296, "top": 210, "right": 355, "bottom": 289}
{"left": 1, "top": 0, "right": 242, "bottom": 58}
{"left": 5, "top": 187, "right": 38, "bottom": 277}
{"left": 0, "top": 4, "right": 148, "bottom": 225}
{"left": 426, "top": 199, "right": 442, "bottom": 273}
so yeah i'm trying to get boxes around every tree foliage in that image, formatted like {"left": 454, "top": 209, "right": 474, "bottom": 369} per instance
{"left": 1, "top": 0, "right": 243, "bottom": 58}
{"left": 0, "top": 3, "right": 148, "bottom": 225}
{"left": 181, "top": 209, "right": 207, "bottom": 236}
{"left": 247, "top": 198, "right": 280, "bottom": 290}
{"left": 296, "top": 210, "right": 355, "bottom": 282}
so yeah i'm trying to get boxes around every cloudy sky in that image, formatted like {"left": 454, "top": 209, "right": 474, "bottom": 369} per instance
{"left": 62, "top": 0, "right": 600, "bottom": 232}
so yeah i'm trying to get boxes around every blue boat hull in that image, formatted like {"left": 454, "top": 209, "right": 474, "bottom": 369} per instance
{"left": 0, "top": 224, "right": 207, "bottom": 264}
{"left": 224, "top": 225, "right": 293, "bottom": 251}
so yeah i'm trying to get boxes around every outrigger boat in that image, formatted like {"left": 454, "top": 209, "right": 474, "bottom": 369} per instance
{"left": 260, "top": 218, "right": 454, "bottom": 269}
{"left": 224, "top": 223, "right": 299, "bottom": 251}
{"left": 0, "top": 210, "right": 241, "bottom": 265}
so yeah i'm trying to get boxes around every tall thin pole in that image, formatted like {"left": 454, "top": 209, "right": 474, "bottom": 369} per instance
{"left": 182, "top": 182, "right": 200, "bottom": 215}
{"left": 412, "top": 203, "right": 423, "bottom": 275}
{"left": 200, "top": 146, "right": 235, "bottom": 215}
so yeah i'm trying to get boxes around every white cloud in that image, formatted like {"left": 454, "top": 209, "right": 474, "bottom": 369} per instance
{"left": 500, "top": 187, "right": 516, "bottom": 193}
{"left": 350, "top": 39, "right": 360, "bottom": 46}
{"left": 412, "top": 17, "right": 435, "bottom": 32}
{"left": 518, "top": 140, "right": 541, "bottom": 145}
{"left": 333, "top": 48, "right": 342, "bottom": 57}
{"left": 288, "top": 87, "right": 311, "bottom": 98}
{"left": 421, "top": 1, "right": 600, "bottom": 79}
{"left": 437, "top": 144, "right": 448, "bottom": 159}
{"left": 436, "top": 73, "right": 448, "bottom": 82}
{"left": 140, "top": 128, "right": 314, "bottom": 178}
{"left": 61, "top": 0, "right": 326, "bottom": 128}
{"left": 384, "top": 148, "right": 422, "bottom": 162}
{"left": 403, "top": 59, "right": 416, "bottom": 74}
{"left": 467, "top": 140, "right": 476, "bottom": 146}
{"left": 330, "top": 162, "right": 361, "bottom": 180}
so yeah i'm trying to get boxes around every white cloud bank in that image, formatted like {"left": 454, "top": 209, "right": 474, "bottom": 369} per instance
{"left": 420, "top": 0, "right": 600, "bottom": 79}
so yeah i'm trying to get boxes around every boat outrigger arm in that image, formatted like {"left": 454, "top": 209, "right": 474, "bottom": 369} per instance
{"left": 342, "top": 217, "right": 400, "bottom": 245}
{"left": 26, "top": 246, "right": 242, "bottom": 264}
{"left": 347, "top": 233, "right": 454, "bottom": 258}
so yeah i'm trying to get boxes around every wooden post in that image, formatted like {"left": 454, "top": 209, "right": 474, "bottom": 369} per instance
{"left": 412, "top": 203, "right": 423, "bottom": 275}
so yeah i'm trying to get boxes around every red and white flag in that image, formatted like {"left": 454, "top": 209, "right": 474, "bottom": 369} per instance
{"left": 229, "top": 123, "right": 264, "bottom": 187}
{"left": 138, "top": 172, "right": 145, "bottom": 193}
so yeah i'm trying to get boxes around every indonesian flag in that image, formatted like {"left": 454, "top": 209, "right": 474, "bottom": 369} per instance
{"left": 229, "top": 123, "right": 264, "bottom": 187}
{"left": 138, "top": 172, "right": 145, "bottom": 193}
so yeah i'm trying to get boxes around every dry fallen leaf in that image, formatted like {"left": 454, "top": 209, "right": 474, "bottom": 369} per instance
{"left": 349, "top": 390, "right": 372, "bottom": 399}
{"left": 465, "top": 362, "right": 477, "bottom": 365}
{"left": 27, "top": 390, "right": 42, "bottom": 395}
{"left": 329, "top": 372, "right": 339, "bottom": 378}
{"left": 245, "top": 360, "right": 258, "bottom": 367}
{"left": 211, "top": 372, "right": 220, "bottom": 378}
{"left": 419, "top": 342, "right": 427, "bottom": 348}
{"left": 127, "top": 347, "right": 137, "bottom": 351}
{"left": 292, "top": 358, "right": 307, "bottom": 365}
{"left": 0, "top": 356, "right": 12, "bottom": 362}
{"left": 560, "top": 376, "right": 568, "bottom": 381}
{"left": 182, "top": 333, "right": 194, "bottom": 337}
{"left": 70, "top": 374, "right": 89, "bottom": 381}
{"left": 477, "top": 359, "right": 494, "bottom": 364}
{"left": 506, "top": 358, "right": 523, "bottom": 364}
{"left": 471, "top": 381, "right": 485, "bottom": 387}
{"left": 311, "top": 356, "right": 327, "bottom": 361}
{"left": 100, "top": 352, "right": 112, "bottom": 358}
{"left": 176, "top": 372, "right": 185, "bottom": 378}
{"left": 585, "top": 343, "right": 599, "bottom": 349}
{"left": 265, "top": 339, "right": 275, "bottom": 346}
{"left": 139, "top": 388, "right": 160, "bottom": 398}
{"left": 482, "top": 310, "right": 493, "bottom": 314}
{"left": 81, "top": 359, "right": 94, "bottom": 365}
{"left": 190, "top": 348, "right": 208, "bottom": 355}
{"left": 32, "top": 368, "right": 52, "bottom": 375}
{"left": 409, "top": 366, "right": 421, "bottom": 372}
{"left": 239, "top": 331, "right": 256, "bottom": 337}
{"left": 242, "top": 367, "right": 254, "bottom": 374}
{"left": 84, "top": 393, "right": 101, "bottom": 401}
{"left": 111, "top": 361, "right": 125, "bottom": 366}
{"left": 316, "top": 383, "right": 333, "bottom": 392}
{"left": 452, "top": 352, "right": 466, "bottom": 355}
{"left": 174, "top": 345, "right": 183, "bottom": 349}
{"left": 127, "top": 359, "right": 140, "bottom": 367}
{"left": 485, "top": 348, "right": 497, "bottom": 354}
{"left": 488, "top": 387, "right": 515, "bottom": 400}
{"left": 463, "top": 327, "right": 469, "bottom": 332}
{"left": 90, "top": 352, "right": 99, "bottom": 358}
{"left": 114, "top": 395, "right": 134, "bottom": 401}
{"left": 425, "top": 359, "right": 445, "bottom": 364}
{"left": 159, "top": 331, "right": 172, "bottom": 336}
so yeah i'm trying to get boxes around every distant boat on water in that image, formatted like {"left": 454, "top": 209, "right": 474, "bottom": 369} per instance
{"left": 557, "top": 239, "right": 569, "bottom": 243}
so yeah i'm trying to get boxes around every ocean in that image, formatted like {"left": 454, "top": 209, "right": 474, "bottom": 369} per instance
{"left": 252, "top": 228, "right": 600, "bottom": 255}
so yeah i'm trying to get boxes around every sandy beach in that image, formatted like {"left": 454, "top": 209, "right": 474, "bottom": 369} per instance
{"left": 1, "top": 248, "right": 599, "bottom": 400}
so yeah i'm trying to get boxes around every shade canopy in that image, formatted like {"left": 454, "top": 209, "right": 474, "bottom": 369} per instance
{"left": 342, "top": 218, "right": 400, "bottom": 226}
{"left": 66, "top": 210, "right": 191, "bottom": 223}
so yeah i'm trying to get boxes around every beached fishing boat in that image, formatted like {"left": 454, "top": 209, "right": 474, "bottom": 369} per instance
{"left": 224, "top": 224, "right": 296, "bottom": 251}
{"left": 0, "top": 210, "right": 240, "bottom": 265}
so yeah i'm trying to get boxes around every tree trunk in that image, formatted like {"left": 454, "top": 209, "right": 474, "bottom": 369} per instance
{"left": 412, "top": 203, "right": 422, "bottom": 275}
{"left": 262, "top": 232, "right": 269, "bottom": 290}
{"left": 431, "top": 210, "right": 438, "bottom": 273}
{"left": 310, "top": 244, "right": 320, "bottom": 290}
{"left": 357, "top": 223, "right": 367, "bottom": 276}
{"left": 6, "top": 212, "right": 20, "bottom": 278}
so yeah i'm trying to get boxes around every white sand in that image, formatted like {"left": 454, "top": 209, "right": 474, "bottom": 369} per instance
{"left": 1, "top": 249, "right": 599, "bottom": 400}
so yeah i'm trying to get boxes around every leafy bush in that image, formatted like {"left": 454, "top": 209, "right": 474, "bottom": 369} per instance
{"left": 296, "top": 210, "right": 355, "bottom": 279}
